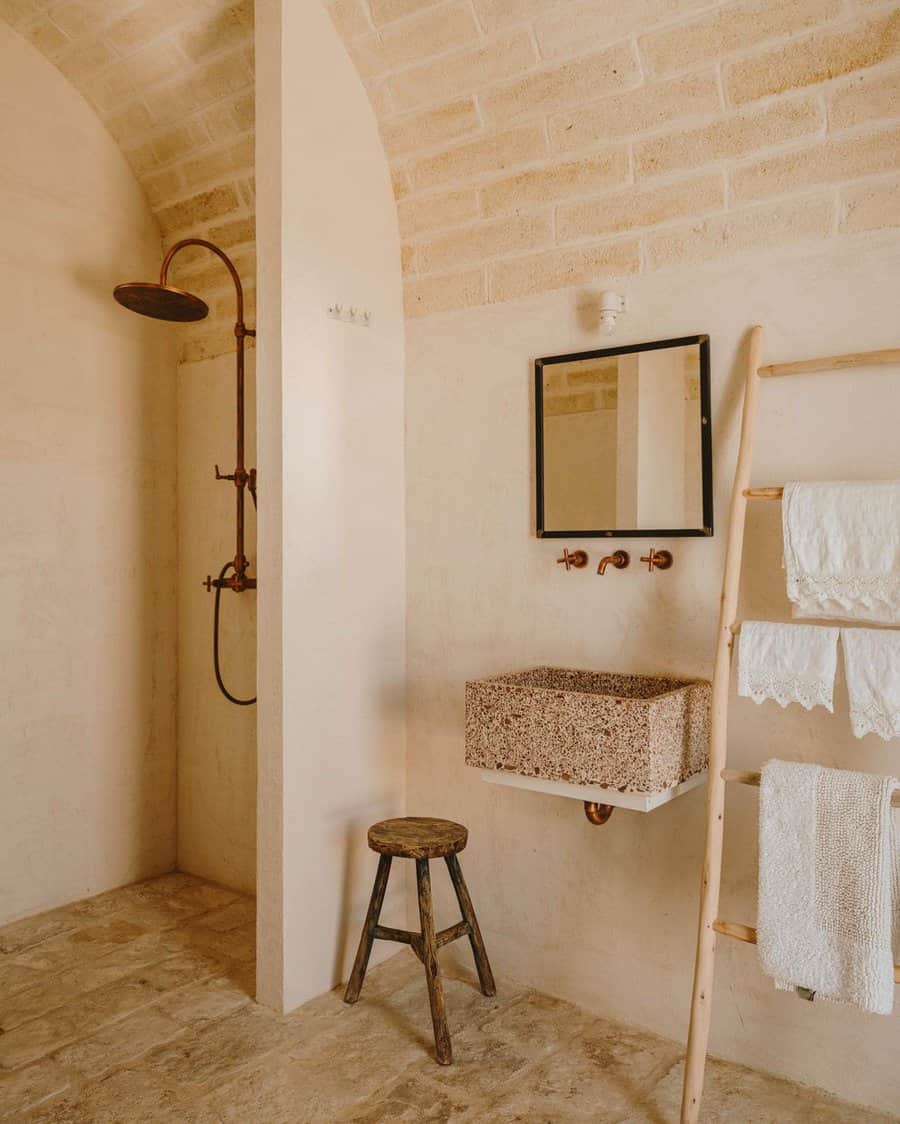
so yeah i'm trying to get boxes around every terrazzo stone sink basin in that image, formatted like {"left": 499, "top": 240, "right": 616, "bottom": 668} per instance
{"left": 465, "top": 667, "right": 710, "bottom": 800}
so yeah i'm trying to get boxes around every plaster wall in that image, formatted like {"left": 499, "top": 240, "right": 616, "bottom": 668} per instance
{"left": 175, "top": 349, "right": 257, "bottom": 893}
{"left": 406, "top": 232, "right": 900, "bottom": 1114}
{"left": 0, "top": 23, "right": 178, "bottom": 924}
{"left": 256, "top": 0, "right": 407, "bottom": 1012}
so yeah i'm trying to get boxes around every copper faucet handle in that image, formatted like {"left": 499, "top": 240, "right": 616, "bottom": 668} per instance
{"left": 597, "top": 550, "right": 630, "bottom": 574}
{"left": 202, "top": 575, "right": 214, "bottom": 592}
{"left": 640, "top": 548, "right": 673, "bottom": 572}
{"left": 214, "top": 464, "right": 236, "bottom": 482}
{"left": 557, "top": 548, "right": 588, "bottom": 571}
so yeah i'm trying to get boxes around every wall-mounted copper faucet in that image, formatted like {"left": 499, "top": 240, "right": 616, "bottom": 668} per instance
{"left": 640, "top": 548, "right": 673, "bottom": 572}
{"left": 557, "top": 549, "right": 588, "bottom": 570}
{"left": 597, "top": 550, "right": 629, "bottom": 575}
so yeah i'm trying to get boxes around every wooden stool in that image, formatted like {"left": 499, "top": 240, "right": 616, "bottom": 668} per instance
{"left": 343, "top": 816, "right": 496, "bottom": 1065}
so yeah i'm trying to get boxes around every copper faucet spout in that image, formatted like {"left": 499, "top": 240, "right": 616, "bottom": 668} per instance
{"left": 597, "top": 550, "right": 629, "bottom": 574}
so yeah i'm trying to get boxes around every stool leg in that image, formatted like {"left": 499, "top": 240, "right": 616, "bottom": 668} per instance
{"left": 445, "top": 853, "right": 496, "bottom": 997}
{"left": 416, "top": 858, "right": 452, "bottom": 1065}
{"left": 344, "top": 854, "right": 392, "bottom": 1005}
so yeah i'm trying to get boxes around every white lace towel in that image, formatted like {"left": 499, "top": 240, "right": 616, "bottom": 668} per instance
{"left": 758, "top": 760, "right": 899, "bottom": 1014}
{"left": 782, "top": 481, "right": 900, "bottom": 624}
{"left": 842, "top": 629, "right": 900, "bottom": 741}
{"left": 738, "top": 621, "right": 838, "bottom": 711}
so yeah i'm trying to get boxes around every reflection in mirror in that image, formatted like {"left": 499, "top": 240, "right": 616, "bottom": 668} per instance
{"left": 536, "top": 336, "right": 712, "bottom": 537}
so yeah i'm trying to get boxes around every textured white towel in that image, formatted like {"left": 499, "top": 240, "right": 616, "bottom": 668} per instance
{"left": 738, "top": 621, "right": 838, "bottom": 711}
{"left": 842, "top": 629, "right": 900, "bottom": 741}
{"left": 758, "top": 760, "right": 899, "bottom": 1014}
{"left": 782, "top": 481, "right": 900, "bottom": 624}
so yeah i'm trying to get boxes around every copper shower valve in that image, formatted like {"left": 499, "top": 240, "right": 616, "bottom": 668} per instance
{"left": 557, "top": 549, "right": 588, "bottom": 570}
{"left": 597, "top": 550, "right": 629, "bottom": 574}
{"left": 640, "top": 548, "right": 673, "bottom": 572}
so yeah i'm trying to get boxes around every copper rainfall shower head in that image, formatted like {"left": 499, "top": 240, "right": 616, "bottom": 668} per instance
{"left": 113, "top": 280, "right": 209, "bottom": 322}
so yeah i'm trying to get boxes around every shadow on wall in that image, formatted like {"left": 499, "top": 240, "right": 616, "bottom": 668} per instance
{"left": 330, "top": 651, "right": 407, "bottom": 988}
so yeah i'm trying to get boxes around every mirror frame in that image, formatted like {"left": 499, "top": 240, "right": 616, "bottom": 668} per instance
{"left": 535, "top": 334, "right": 713, "bottom": 539}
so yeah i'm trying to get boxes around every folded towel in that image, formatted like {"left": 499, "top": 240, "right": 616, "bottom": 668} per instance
{"left": 782, "top": 481, "right": 900, "bottom": 624}
{"left": 738, "top": 621, "right": 838, "bottom": 711}
{"left": 758, "top": 760, "right": 899, "bottom": 1014}
{"left": 842, "top": 629, "right": 900, "bottom": 741}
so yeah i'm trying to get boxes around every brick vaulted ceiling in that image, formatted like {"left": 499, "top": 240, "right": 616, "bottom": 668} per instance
{"left": 2, "top": 0, "right": 900, "bottom": 357}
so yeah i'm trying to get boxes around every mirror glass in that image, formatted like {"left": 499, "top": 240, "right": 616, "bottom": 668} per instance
{"left": 536, "top": 335, "right": 712, "bottom": 537}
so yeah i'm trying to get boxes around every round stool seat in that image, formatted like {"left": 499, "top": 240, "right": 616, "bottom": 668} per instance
{"left": 368, "top": 817, "right": 468, "bottom": 860}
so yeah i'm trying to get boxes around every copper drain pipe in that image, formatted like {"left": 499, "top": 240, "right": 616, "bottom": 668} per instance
{"left": 114, "top": 238, "right": 257, "bottom": 706}
{"left": 583, "top": 801, "right": 615, "bottom": 826}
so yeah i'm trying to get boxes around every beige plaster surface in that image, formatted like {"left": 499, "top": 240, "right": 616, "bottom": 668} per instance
{"left": 255, "top": 0, "right": 407, "bottom": 1013}
{"left": 176, "top": 348, "right": 257, "bottom": 894}
{"left": 1, "top": 875, "right": 893, "bottom": 1122}
{"left": 406, "top": 234, "right": 900, "bottom": 1115}
{"left": 0, "top": 22, "right": 178, "bottom": 927}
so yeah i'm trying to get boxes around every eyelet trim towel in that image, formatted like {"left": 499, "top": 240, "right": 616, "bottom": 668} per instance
{"left": 842, "top": 629, "right": 900, "bottom": 741}
{"left": 782, "top": 481, "right": 900, "bottom": 624}
{"left": 738, "top": 621, "right": 838, "bottom": 711}
{"left": 758, "top": 760, "right": 899, "bottom": 1015}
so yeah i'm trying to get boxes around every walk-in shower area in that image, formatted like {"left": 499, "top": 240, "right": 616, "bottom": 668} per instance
{"left": 1, "top": 1, "right": 260, "bottom": 950}
{"left": 1, "top": 0, "right": 408, "bottom": 1052}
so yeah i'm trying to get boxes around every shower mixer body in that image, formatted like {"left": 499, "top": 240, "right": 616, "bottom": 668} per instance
{"left": 114, "top": 238, "right": 257, "bottom": 704}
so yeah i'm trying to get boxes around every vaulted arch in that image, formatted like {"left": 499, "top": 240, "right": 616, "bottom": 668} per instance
{"left": 5, "top": 0, "right": 899, "bottom": 348}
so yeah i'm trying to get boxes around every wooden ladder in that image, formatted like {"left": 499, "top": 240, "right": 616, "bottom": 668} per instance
{"left": 680, "top": 327, "right": 900, "bottom": 1123}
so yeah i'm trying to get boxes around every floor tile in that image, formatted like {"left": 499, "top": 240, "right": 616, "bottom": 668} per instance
{"left": 474, "top": 1017, "right": 681, "bottom": 1123}
{"left": 52, "top": 1006, "right": 185, "bottom": 1079}
{"left": 339, "top": 1072, "right": 474, "bottom": 1123}
{"left": 0, "top": 1059, "right": 74, "bottom": 1120}
{"left": 631, "top": 1056, "right": 897, "bottom": 1124}
{"left": 2, "top": 878, "right": 893, "bottom": 1124}
{"left": 0, "top": 959, "right": 44, "bottom": 1001}
{"left": 138, "top": 1002, "right": 297, "bottom": 1090}
{"left": 156, "top": 974, "right": 251, "bottom": 1025}
{"left": 26, "top": 1066, "right": 193, "bottom": 1124}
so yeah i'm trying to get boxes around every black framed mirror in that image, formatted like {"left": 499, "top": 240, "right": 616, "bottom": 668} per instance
{"left": 536, "top": 335, "right": 712, "bottom": 538}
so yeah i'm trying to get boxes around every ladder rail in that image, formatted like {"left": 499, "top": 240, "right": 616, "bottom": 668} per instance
{"left": 681, "top": 325, "right": 765, "bottom": 1124}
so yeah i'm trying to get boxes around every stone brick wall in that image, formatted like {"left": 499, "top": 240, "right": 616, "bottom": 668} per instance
{"left": 330, "top": 0, "right": 900, "bottom": 318}
{"left": 6, "top": 0, "right": 897, "bottom": 337}
{"left": 0, "top": 0, "right": 256, "bottom": 363}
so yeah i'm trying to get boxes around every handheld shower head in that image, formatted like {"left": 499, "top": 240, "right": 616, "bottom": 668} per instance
{"left": 113, "top": 281, "right": 209, "bottom": 323}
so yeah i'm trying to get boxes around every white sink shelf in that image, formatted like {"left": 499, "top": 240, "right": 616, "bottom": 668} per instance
{"left": 478, "top": 767, "right": 708, "bottom": 812}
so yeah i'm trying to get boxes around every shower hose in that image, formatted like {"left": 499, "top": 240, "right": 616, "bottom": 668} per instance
{"left": 212, "top": 486, "right": 258, "bottom": 707}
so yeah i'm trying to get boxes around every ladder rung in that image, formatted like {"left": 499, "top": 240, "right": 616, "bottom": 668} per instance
{"left": 759, "top": 348, "right": 900, "bottom": 378}
{"left": 713, "top": 919, "right": 900, "bottom": 982}
{"left": 743, "top": 487, "right": 783, "bottom": 500}
{"left": 721, "top": 768, "right": 900, "bottom": 807}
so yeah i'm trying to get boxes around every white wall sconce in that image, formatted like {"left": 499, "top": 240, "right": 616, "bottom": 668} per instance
{"left": 598, "top": 290, "right": 626, "bottom": 335}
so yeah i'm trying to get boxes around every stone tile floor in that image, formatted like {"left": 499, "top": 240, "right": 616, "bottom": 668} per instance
{"left": 0, "top": 873, "right": 895, "bottom": 1122}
